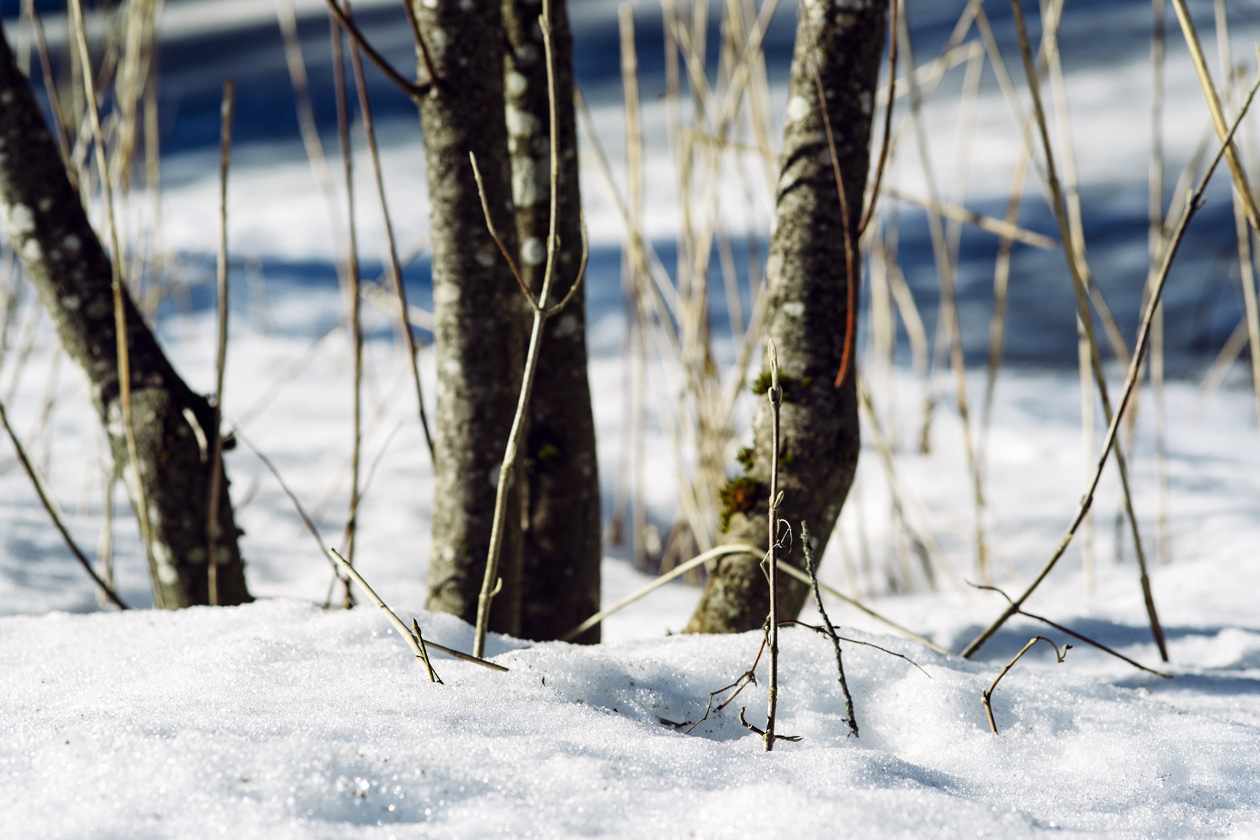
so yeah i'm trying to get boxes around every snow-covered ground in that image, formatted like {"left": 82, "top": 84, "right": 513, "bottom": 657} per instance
{"left": 3, "top": 0, "right": 1260, "bottom": 837}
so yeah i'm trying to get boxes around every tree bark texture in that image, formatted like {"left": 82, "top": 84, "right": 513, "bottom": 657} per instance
{"left": 684, "top": 0, "right": 884, "bottom": 634}
{"left": 0, "top": 21, "right": 250, "bottom": 609}
{"left": 502, "top": 0, "right": 601, "bottom": 644}
{"left": 416, "top": 0, "right": 526, "bottom": 634}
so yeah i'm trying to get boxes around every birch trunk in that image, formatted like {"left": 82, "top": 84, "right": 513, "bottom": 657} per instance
{"left": 0, "top": 21, "right": 250, "bottom": 609}
{"left": 502, "top": 0, "right": 601, "bottom": 643}
{"left": 685, "top": 0, "right": 885, "bottom": 634}
{"left": 415, "top": 0, "right": 526, "bottom": 634}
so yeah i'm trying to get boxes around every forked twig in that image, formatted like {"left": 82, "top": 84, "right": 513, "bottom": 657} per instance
{"left": 739, "top": 704, "right": 801, "bottom": 743}
{"left": 982, "top": 636, "right": 1069, "bottom": 735}
{"left": 684, "top": 635, "right": 766, "bottom": 735}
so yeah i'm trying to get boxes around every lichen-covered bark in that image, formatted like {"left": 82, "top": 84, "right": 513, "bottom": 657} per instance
{"left": 0, "top": 21, "right": 250, "bottom": 609}
{"left": 502, "top": 0, "right": 601, "bottom": 643}
{"left": 416, "top": 0, "right": 525, "bottom": 634}
{"left": 684, "top": 0, "right": 884, "bottom": 634}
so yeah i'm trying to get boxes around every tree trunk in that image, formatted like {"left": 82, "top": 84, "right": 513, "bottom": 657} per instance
{"left": 416, "top": 0, "right": 526, "bottom": 635}
{"left": 0, "top": 20, "right": 250, "bottom": 609}
{"left": 684, "top": 0, "right": 885, "bottom": 634}
{"left": 502, "top": 0, "right": 601, "bottom": 644}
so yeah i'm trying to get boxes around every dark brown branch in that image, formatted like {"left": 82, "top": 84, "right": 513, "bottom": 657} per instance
{"left": 857, "top": 0, "right": 898, "bottom": 236}
{"left": 323, "top": 0, "right": 431, "bottom": 101}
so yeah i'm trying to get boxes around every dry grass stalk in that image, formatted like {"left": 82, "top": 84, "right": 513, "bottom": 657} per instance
{"left": 560, "top": 543, "right": 758, "bottom": 642}
{"left": 1168, "top": 0, "right": 1260, "bottom": 231}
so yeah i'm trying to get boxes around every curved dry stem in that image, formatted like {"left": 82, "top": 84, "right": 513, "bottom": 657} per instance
{"left": 560, "top": 543, "right": 759, "bottom": 642}
{"left": 982, "top": 635, "right": 1069, "bottom": 735}
{"left": 962, "top": 64, "right": 1260, "bottom": 660}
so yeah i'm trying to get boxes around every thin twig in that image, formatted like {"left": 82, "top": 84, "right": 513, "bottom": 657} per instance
{"left": 470, "top": 155, "right": 535, "bottom": 308}
{"left": 329, "top": 549, "right": 507, "bottom": 672}
{"left": 0, "top": 399, "right": 128, "bottom": 610}
{"left": 231, "top": 425, "right": 332, "bottom": 560}
{"left": 982, "top": 636, "right": 1069, "bottom": 735}
{"left": 331, "top": 10, "right": 364, "bottom": 599}
{"left": 206, "top": 79, "right": 235, "bottom": 607}
{"left": 344, "top": 0, "right": 434, "bottom": 463}
{"left": 739, "top": 705, "right": 801, "bottom": 742}
{"left": 773, "top": 557, "right": 947, "bottom": 654}
{"left": 763, "top": 339, "right": 782, "bottom": 751}
{"left": 400, "top": 0, "right": 440, "bottom": 93}
{"left": 781, "top": 620, "right": 930, "bottom": 678}
{"left": 802, "top": 521, "right": 857, "bottom": 737}
{"left": 811, "top": 68, "right": 858, "bottom": 390}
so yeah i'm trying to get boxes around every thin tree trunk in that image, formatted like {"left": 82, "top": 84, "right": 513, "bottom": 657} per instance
{"left": 0, "top": 20, "right": 250, "bottom": 609}
{"left": 684, "top": 0, "right": 884, "bottom": 634}
{"left": 502, "top": 0, "right": 601, "bottom": 643}
{"left": 415, "top": 0, "right": 525, "bottom": 634}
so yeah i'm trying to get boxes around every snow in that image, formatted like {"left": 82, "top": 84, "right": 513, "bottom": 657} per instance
{"left": 2, "top": 0, "right": 1260, "bottom": 837}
